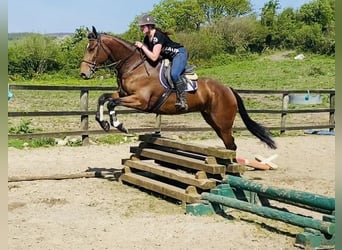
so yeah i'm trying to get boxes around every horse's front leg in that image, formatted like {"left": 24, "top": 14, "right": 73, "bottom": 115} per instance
{"left": 106, "top": 99, "right": 128, "bottom": 133}
{"left": 95, "top": 92, "right": 128, "bottom": 133}
{"left": 95, "top": 93, "right": 112, "bottom": 132}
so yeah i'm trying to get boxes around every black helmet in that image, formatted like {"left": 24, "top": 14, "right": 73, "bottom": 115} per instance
{"left": 138, "top": 14, "right": 156, "bottom": 26}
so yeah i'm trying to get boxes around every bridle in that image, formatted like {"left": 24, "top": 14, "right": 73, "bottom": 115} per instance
{"left": 81, "top": 36, "right": 118, "bottom": 74}
{"left": 82, "top": 34, "right": 146, "bottom": 76}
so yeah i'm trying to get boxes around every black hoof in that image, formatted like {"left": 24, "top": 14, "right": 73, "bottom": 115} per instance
{"left": 116, "top": 123, "right": 128, "bottom": 133}
{"left": 100, "top": 121, "right": 110, "bottom": 132}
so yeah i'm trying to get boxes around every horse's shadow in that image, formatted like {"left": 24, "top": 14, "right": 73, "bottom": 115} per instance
{"left": 85, "top": 167, "right": 123, "bottom": 181}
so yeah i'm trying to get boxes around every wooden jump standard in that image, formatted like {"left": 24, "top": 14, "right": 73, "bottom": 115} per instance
{"left": 120, "top": 133, "right": 245, "bottom": 204}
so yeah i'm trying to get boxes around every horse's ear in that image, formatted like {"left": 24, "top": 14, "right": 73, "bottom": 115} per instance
{"left": 92, "top": 26, "right": 98, "bottom": 37}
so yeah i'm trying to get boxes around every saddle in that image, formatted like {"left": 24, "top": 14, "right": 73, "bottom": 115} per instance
{"left": 159, "top": 59, "right": 198, "bottom": 92}
{"left": 149, "top": 59, "right": 198, "bottom": 112}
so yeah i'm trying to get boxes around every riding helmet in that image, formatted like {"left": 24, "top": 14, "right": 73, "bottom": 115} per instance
{"left": 138, "top": 14, "right": 156, "bottom": 26}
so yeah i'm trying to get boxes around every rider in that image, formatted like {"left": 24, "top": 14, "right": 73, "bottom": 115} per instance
{"left": 135, "top": 13, "right": 188, "bottom": 111}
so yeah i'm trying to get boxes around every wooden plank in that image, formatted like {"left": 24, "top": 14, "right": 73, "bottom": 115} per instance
{"left": 8, "top": 171, "right": 112, "bottom": 182}
{"left": 8, "top": 124, "right": 335, "bottom": 140}
{"left": 123, "top": 159, "right": 216, "bottom": 189}
{"left": 119, "top": 172, "right": 201, "bottom": 203}
{"left": 138, "top": 134, "right": 236, "bottom": 160}
{"left": 136, "top": 148, "right": 226, "bottom": 175}
{"left": 9, "top": 84, "right": 117, "bottom": 91}
{"left": 226, "top": 163, "right": 247, "bottom": 174}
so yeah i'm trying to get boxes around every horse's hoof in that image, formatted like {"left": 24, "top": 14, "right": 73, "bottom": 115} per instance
{"left": 101, "top": 121, "right": 110, "bottom": 132}
{"left": 117, "top": 123, "right": 128, "bottom": 133}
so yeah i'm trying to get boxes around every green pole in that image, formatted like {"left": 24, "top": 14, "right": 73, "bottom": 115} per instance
{"left": 224, "top": 175, "right": 335, "bottom": 212}
{"left": 202, "top": 192, "right": 335, "bottom": 235}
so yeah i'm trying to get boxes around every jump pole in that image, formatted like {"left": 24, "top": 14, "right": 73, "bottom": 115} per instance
{"left": 222, "top": 175, "right": 335, "bottom": 213}
{"left": 201, "top": 192, "right": 335, "bottom": 236}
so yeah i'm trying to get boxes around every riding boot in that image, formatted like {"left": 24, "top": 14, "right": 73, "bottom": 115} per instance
{"left": 174, "top": 78, "right": 188, "bottom": 111}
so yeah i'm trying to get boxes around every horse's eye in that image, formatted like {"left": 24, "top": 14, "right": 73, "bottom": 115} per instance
{"left": 87, "top": 41, "right": 97, "bottom": 52}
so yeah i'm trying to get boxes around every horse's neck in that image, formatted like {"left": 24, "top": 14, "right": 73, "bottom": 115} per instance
{"left": 103, "top": 36, "right": 142, "bottom": 74}
{"left": 104, "top": 36, "right": 137, "bottom": 61}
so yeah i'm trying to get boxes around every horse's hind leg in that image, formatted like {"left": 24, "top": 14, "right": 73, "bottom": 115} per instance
{"left": 201, "top": 111, "right": 237, "bottom": 151}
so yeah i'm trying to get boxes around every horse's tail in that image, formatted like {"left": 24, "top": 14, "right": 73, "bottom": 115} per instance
{"left": 231, "top": 88, "right": 277, "bottom": 149}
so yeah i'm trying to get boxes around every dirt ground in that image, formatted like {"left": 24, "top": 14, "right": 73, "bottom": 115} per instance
{"left": 8, "top": 133, "right": 335, "bottom": 250}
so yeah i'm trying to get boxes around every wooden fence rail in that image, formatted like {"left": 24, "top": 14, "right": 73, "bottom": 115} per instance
{"left": 8, "top": 85, "right": 335, "bottom": 144}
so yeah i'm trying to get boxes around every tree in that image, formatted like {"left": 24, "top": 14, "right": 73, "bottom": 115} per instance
{"left": 260, "top": 0, "right": 280, "bottom": 27}
{"left": 198, "top": 0, "right": 252, "bottom": 24}
{"left": 295, "top": 0, "right": 335, "bottom": 54}
{"left": 274, "top": 8, "right": 298, "bottom": 49}
{"left": 8, "top": 34, "right": 62, "bottom": 78}
{"left": 59, "top": 26, "right": 89, "bottom": 74}
{"left": 212, "top": 15, "right": 266, "bottom": 53}
{"left": 150, "top": 0, "right": 205, "bottom": 32}
{"left": 298, "top": 0, "right": 334, "bottom": 31}
{"left": 260, "top": 0, "right": 281, "bottom": 48}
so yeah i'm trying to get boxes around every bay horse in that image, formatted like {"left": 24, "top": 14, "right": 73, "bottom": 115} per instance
{"left": 79, "top": 26, "right": 276, "bottom": 151}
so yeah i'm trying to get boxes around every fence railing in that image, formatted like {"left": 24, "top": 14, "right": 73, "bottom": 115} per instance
{"left": 8, "top": 84, "right": 335, "bottom": 144}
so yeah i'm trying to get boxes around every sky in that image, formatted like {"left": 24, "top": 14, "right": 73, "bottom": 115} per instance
{"left": 8, "top": 0, "right": 314, "bottom": 34}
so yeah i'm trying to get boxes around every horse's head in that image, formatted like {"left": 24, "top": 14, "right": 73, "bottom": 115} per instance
{"left": 80, "top": 26, "right": 111, "bottom": 79}
{"left": 80, "top": 26, "right": 143, "bottom": 80}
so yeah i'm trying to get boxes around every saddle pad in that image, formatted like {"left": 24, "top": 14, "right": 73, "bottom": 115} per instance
{"left": 159, "top": 60, "right": 197, "bottom": 92}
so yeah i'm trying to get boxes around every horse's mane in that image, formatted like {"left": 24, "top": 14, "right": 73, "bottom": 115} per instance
{"left": 87, "top": 29, "right": 158, "bottom": 69}
{"left": 88, "top": 31, "right": 137, "bottom": 52}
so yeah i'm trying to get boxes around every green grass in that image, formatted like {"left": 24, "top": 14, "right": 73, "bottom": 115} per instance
{"left": 197, "top": 53, "right": 335, "bottom": 90}
{"left": 8, "top": 138, "right": 56, "bottom": 149}
{"left": 94, "top": 134, "right": 138, "bottom": 145}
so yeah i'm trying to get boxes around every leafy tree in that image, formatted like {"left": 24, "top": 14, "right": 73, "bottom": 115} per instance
{"left": 60, "top": 26, "right": 88, "bottom": 51}
{"left": 122, "top": 17, "right": 145, "bottom": 42}
{"left": 296, "top": 0, "right": 335, "bottom": 54}
{"left": 198, "top": 0, "right": 252, "bottom": 24}
{"left": 175, "top": 28, "right": 225, "bottom": 62}
{"left": 294, "top": 23, "right": 334, "bottom": 55}
{"left": 260, "top": 0, "right": 280, "bottom": 27}
{"left": 274, "top": 8, "right": 298, "bottom": 48}
{"left": 298, "top": 0, "right": 334, "bottom": 30}
{"left": 8, "top": 34, "right": 62, "bottom": 78}
{"left": 150, "top": 0, "right": 205, "bottom": 32}
{"left": 212, "top": 15, "right": 266, "bottom": 53}
{"left": 59, "top": 27, "right": 89, "bottom": 75}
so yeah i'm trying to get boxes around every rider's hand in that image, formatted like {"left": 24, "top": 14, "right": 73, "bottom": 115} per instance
{"left": 135, "top": 41, "right": 144, "bottom": 49}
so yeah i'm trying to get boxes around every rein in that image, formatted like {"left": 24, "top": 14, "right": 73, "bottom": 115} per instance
{"left": 114, "top": 48, "right": 144, "bottom": 75}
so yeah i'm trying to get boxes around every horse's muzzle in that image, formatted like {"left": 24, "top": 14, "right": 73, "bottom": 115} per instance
{"left": 80, "top": 72, "right": 90, "bottom": 79}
